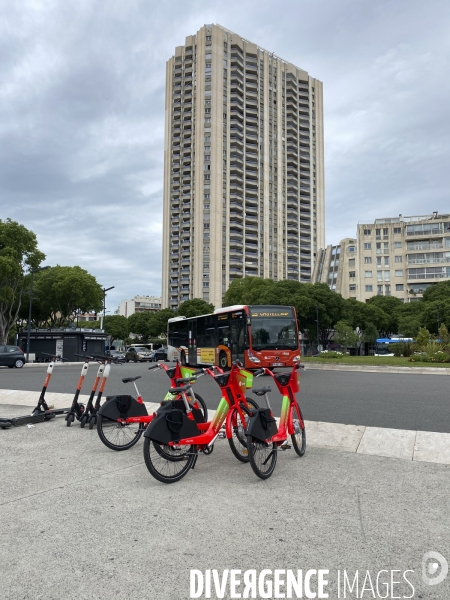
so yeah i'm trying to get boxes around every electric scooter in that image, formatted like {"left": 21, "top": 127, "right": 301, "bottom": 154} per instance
{"left": 0, "top": 353, "right": 70, "bottom": 429}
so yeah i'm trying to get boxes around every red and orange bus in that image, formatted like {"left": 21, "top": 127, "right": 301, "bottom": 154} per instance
{"left": 167, "top": 305, "right": 300, "bottom": 370}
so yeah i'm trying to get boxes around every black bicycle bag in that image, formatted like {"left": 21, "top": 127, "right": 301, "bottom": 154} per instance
{"left": 143, "top": 402, "right": 200, "bottom": 444}
{"left": 98, "top": 395, "right": 148, "bottom": 420}
{"left": 245, "top": 408, "right": 278, "bottom": 442}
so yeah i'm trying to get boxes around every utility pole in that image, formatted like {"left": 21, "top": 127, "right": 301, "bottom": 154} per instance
{"left": 26, "top": 265, "right": 50, "bottom": 362}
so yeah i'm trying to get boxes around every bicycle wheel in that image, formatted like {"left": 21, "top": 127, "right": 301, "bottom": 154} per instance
{"left": 247, "top": 435, "right": 277, "bottom": 480}
{"left": 190, "top": 393, "right": 208, "bottom": 422}
{"left": 291, "top": 403, "right": 306, "bottom": 457}
{"left": 97, "top": 415, "right": 145, "bottom": 451}
{"left": 228, "top": 403, "right": 252, "bottom": 463}
{"left": 143, "top": 437, "right": 196, "bottom": 483}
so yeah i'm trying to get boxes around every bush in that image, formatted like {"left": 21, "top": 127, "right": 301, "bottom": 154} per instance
{"left": 390, "top": 341, "right": 416, "bottom": 357}
{"left": 318, "top": 350, "right": 346, "bottom": 359}
{"left": 409, "top": 351, "right": 450, "bottom": 363}
{"left": 390, "top": 343, "right": 404, "bottom": 357}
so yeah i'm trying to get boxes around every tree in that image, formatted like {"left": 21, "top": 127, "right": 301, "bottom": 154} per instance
{"left": 421, "top": 300, "right": 450, "bottom": 335}
{"left": 366, "top": 296, "right": 403, "bottom": 337}
{"left": 223, "top": 277, "right": 275, "bottom": 306}
{"left": 422, "top": 280, "right": 450, "bottom": 303}
{"left": 415, "top": 327, "right": 430, "bottom": 350}
{"left": 153, "top": 308, "right": 176, "bottom": 337}
{"left": 33, "top": 266, "right": 103, "bottom": 327}
{"left": 362, "top": 322, "right": 379, "bottom": 346}
{"left": 334, "top": 320, "right": 358, "bottom": 352}
{"left": 128, "top": 312, "right": 155, "bottom": 340}
{"left": 177, "top": 298, "right": 214, "bottom": 318}
{"left": 0, "top": 219, "right": 45, "bottom": 343}
{"left": 104, "top": 315, "right": 129, "bottom": 342}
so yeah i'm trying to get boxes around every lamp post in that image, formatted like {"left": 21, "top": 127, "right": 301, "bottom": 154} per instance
{"left": 315, "top": 305, "right": 320, "bottom": 353}
{"left": 26, "top": 265, "right": 50, "bottom": 362}
{"left": 101, "top": 286, "right": 114, "bottom": 350}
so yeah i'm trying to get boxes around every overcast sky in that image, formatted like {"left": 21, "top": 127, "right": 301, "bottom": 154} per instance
{"left": 1, "top": 0, "right": 449, "bottom": 311}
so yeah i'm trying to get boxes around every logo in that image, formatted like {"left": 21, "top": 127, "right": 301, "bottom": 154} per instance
{"left": 422, "top": 551, "right": 448, "bottom": 586}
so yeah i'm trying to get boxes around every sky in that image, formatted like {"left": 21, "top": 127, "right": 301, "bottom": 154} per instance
{"left": 1, "top": 0, "right": 449, "bottom": 312}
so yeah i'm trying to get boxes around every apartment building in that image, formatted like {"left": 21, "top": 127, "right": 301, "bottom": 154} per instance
{"left": 313, "top": 238, "right": 358, "bottom": 298}
{"left": 162, "top": 23, "right": 325, "bottom": 309}
{"left": 313, "top": 213, "right": 450, "bottom": 302}
{"left": 116, "top": 296, "right": 162, "bottom": 317}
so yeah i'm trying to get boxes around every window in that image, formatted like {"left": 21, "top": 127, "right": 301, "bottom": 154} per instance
{"left": 364, "top": 257, "right": 372, "bottom": 264}
{"left": 206, "top": 35, "right": 211, "bottom": 41}
{"left": 376, "top": 228, "right": 381, "bottom": 236}
{"left": 377, "top": 257, "right": 382, "bottom": 266}
{"left": 349, "top": 271, "right": 356, "bottom": 278}
{"left": 395, "top": 270, "right": 403, "bottom": 277}
{"left": 377, "top": 285, "right": 383, "bottom": 294}
{"left": 383, "top": 228, "right": 389, "bottom": 235}
{"left": 396, "top": 284, "right": 404, "bottom": 291}
{"left": 348, "top": 246, "right": 355, "bottom": 253}
{"left": 383, "top": 271, "right": 390, "bottom": 282}
{"left": 394, "top": 241, "right": 402, "bottom": 248}
{"left": 365, "top": 285, "right": 373, "bottom": 292}
{"left": 365, "top": 271, "right": 373, "bottom": 278}
{"left": 384, "top": 256, "right": 389, "bottom": 266}
{"left": 349, "top": 285, "right": 356, "bottom": 292}
{"left": 364, "top": 243, "right": 372, "bottom": 250}
{"left": 376, "top": 242, "right": 382, "bottom": 254}
{"left": 384, "top": 242, "right": 389, "bottom": 252}
{"left": 203, "top": 282, "right": 209, "bottom": 288}
{"left": 393, "top": 227, "right": 401, "bottom": 234}
{"left": 348, "top": 258, "right": 355, "bottom": 267}
{"left": 395, "top": 256, "right": 402, "bottom": 263}
{"left": 363, "top": 229, "right": 371, "bottom": 235}
{"left": 377, "top": 271, "right": 383, "bottom": 281}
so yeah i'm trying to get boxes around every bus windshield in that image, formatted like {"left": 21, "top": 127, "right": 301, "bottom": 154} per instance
{"left": 251, "top": 317, "right": 298, "bottom": 351}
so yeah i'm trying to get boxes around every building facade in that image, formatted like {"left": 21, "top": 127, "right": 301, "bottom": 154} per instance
{"left": 116, "top": 296, "right": 162, "bottom": 317}
{"left": 162, "top": 23, "right": 325, "bottom": 309}
{"left": 313, "top": 213, "right": 450, "bottom": 302}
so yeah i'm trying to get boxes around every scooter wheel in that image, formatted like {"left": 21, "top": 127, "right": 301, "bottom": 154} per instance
{"left": 66, "top": 413, "right": 75, "bottom": 427}
{"left": 80, "top": 415, "right": 88, "bottom": 428}
{"left": 88, "top": 415, "right": 97, "bottom": 430}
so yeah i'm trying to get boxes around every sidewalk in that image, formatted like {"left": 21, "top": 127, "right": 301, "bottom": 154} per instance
{"left": 1, "top": 388, "right": 449, "bottom": 466}
{"left": 304, "top": 362, "right": 450, "bottom": 375}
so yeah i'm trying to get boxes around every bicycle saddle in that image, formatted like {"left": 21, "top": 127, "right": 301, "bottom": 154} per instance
{"left": 169, "top": 384, "right": 191, "bottom": 394}
{"left": 122, "top": 376, "right": 142, "bottom": 383}
{"left": 252, "top": 386, "right": 271, "bottom": 396}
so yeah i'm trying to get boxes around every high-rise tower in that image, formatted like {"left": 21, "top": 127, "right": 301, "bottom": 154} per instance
{"left": 162, "top": 24, "right": 325, "bottom": 308}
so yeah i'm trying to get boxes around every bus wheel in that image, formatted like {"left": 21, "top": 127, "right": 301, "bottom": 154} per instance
{"left": 180, "top": 351, "right": 187, "bottom": 366}
{"left": 219, "top": 351, "right": 228, "bottom": 370}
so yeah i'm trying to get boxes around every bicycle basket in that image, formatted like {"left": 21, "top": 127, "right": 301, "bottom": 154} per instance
{"left": 260, "top": 408, "right": 277, "bottom": 432}
{"left": 274, "top": 372, "right": 291, "bottom": 386}
{"left": 214, "top": 372, "right": 230, "bottom": 387}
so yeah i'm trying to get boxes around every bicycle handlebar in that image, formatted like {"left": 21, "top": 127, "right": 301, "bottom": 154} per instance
{"left": 40, "top": 352, "right": 69, "bottom": 362}
{"left": 253, "top": 368, "right": 265, "bottom": 376}
{"left": 148, "top": 363, "right": 161, "bottom": 370}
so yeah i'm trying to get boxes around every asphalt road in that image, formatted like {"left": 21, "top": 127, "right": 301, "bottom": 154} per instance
{"left": 0, "top": 403, "right": 449, "bottom": 600}
{"left": 1, "top": 362, "right": 450, "bottom": 432}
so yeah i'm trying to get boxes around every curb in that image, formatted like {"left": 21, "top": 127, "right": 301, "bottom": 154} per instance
{"left": 302, "top": 363, "right": 450, "bottom": 375}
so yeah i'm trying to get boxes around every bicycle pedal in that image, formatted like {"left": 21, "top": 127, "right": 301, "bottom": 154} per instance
{"left": 218, "top": 431, "right": 226, "bottom": 439}
{"left": 280, "top": 443, "right": 291, "bottom": 450}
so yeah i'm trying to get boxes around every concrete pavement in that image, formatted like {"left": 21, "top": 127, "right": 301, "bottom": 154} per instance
{"left": 0, "top": 402, "right": 449, "bottom": 600}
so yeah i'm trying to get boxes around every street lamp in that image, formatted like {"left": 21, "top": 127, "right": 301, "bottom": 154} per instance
{"left": 101, "top": 286, "right": 115, "bottom": 350}
{"left": 26, "top": 265, "right": 50, "bottom": 362}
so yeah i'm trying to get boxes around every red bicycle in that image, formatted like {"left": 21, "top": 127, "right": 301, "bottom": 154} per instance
{"left": 142, "top": 361, "right": 259, "bottom": 484}
{"left": 96, "top": 362, "right": 207, "bottom": 451}
{"left": 245, "top": 362, "right": 306, "bottom": 479}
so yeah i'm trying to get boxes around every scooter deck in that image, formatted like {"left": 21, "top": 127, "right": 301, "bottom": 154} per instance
{"left": 0, "top": 407, "right": 70, "bottom": 428}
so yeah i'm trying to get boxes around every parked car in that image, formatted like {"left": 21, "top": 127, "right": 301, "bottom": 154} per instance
{"left": 125, "top": 346, "right": 154, "bottom": 362}
{"left": 0, "top": 346, "right": 26, "bottom": 368}
{"left": 106, "top": 350, "right": 125, "bottom": 362}
{"left": 152, "top": 347, "right": 168, "bottom": 362}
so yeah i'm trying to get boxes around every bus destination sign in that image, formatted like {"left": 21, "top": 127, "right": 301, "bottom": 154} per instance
{"left": 251, "top": 310, "right": 291, "bottom": 318}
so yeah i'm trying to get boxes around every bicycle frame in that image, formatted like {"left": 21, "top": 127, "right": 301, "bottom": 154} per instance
{"left": 117, "top": 362, "right": 205, "bottom": 426}
{"left": 164, "top": 363, "right": 254, "bottom": 448}
{"left": 257, "top": 364, "right": 304, "bottom": 445}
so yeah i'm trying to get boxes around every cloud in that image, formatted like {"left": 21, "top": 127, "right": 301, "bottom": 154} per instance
{"left": 0, "top": 0, "right": 449, "bottom": 310}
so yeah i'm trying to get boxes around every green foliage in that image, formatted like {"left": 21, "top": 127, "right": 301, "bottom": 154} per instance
{"left": 389, "top": 343, "right": 404, "bottom": 357}
{"left": 422, "top": 280, "right": 450, "bottom": 302}
{"left": 333, "top": 320, "right": 358, "bottom": 349}
{"left": 366, "top": 295, "right": 403, "bottom": 337}
{"left": 222, "top": 277, "right": 275, "bottom": 306}
{"left": 362, "top": 322, "right": 379, "bottom": 345}
{"left": 104, "top": 315, "right": 129, "bottom": 341}
{"left": 409, "top": 351, "right": 450, "bottom": 363}
{"left": 177, "top": 298, "right": 214, "bottom": 318}
{"left": 33, "top": 266, "right": 103, "bottom": 327}
{"left": 415, "top": 327, "right": 431, "bottom": 350}
{"left": 397, "top": 315, "right": 421, "bottom": 338}
{"left": 0, "top": 219, "right": 46, "bottom": 343}
{"left": 438, "top": 324, "right": 450, "bottom": 350}
{"left": 77, "top": 320, "right": 100, "bottom": 329}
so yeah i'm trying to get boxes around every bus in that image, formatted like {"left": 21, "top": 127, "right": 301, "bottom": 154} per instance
{"left": 167, "top": 305, "right": 300, "bottom": 370}
{"left": 374, "top": 337, "right": 414, "bottom": 356}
